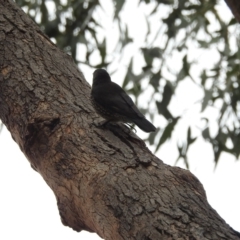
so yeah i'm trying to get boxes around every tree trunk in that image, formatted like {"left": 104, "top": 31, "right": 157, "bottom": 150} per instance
{"left": 0, "top": 0, "right": 239, "bottom": 239}
{"left": 224, "top": 0, "right": 240, "bottom": 22}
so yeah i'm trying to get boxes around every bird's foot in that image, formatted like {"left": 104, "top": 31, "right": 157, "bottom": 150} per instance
{"left": 124, "top": 123, "right": 137, "bottom": 133}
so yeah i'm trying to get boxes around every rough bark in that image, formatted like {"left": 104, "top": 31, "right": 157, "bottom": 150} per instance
{"left": 0, "top": 0, "right": 239, "bottom": 239}
{"left": 224, "top": 0, "right": 240, "bottom": 22}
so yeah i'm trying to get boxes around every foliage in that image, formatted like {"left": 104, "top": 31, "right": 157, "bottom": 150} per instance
{"left": 14, "top": 0, "right": 240, "bottom": 167}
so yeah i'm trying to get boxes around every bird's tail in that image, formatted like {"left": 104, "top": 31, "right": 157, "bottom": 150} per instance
{"left": 133, "top": 118, "right": 156, "bottom": 133}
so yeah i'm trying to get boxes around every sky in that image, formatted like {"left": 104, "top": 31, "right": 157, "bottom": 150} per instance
{"left": 0, "top": 0, "right": 240, "bottom": 239}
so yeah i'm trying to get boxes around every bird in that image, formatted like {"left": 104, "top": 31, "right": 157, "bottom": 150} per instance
{"left": 91, "top": 69, "right": 156, "bottom": 133}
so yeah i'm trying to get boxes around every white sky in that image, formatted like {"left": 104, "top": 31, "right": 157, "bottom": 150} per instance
{"left": 0, "top": 0, "right": 239, "bottom": 239}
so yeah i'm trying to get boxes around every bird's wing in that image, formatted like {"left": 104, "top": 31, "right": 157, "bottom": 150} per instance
{"left": 96, "top": 82, "right": 144, "bottom": 119}
{"left": 119, "top": 91, "right": 144, "bottom": 118}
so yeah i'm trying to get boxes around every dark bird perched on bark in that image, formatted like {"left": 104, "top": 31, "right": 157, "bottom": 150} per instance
{"left": 91, "top": 69, "right": 156, "bottom": 133}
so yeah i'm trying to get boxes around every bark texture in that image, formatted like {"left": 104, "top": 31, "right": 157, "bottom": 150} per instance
{"left": 224, "top": 0, "right": 240, "bottom": 22}
{"left": 0, "top": 0, "right": 240, "bottom": 239}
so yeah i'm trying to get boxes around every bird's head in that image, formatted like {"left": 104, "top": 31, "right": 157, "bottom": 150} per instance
{"left": 92, "top": 69, "right": 111, "bottom": 86}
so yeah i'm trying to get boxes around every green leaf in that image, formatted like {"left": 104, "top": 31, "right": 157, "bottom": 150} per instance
{"left": 161, "top": 82, "right": 173, "bottom": 107}
{"left": 156, "top": 101, "right": 173, "bottom": 120}
{"left": 98, "top": 38, "right": 107, "bottom": 64}
{"left": 148, "top": 128, "right": 160, "bottom": 145}
{"left": 201, "top": 89, "right": 213, "bottom": 112}
{"left": 149, "top": 71, "right": 161, "bottom": 90}
{"left": 114, "top": 0, "right": 125, "bottom": 18}
{"left": 187, "top": 127, "right": 197, "bottom": 145}
{"left": 200, "top": 70, "right": 208, "bottom": 86}
{"left": 155, "top": 117, "right": 180, "bottom": 152}
{"left": 122, "top": 58, "right": 133, "bottom": 89}
{"left": 202, "top": 127, "right": 210, "bottom": 140}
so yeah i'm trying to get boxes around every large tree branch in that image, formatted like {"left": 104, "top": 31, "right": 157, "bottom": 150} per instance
{"left": 224, "top": 0, "right": 240, "bottom": 22}
{"left": 0, "top": 0, "right": 239, "bottom": 239}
